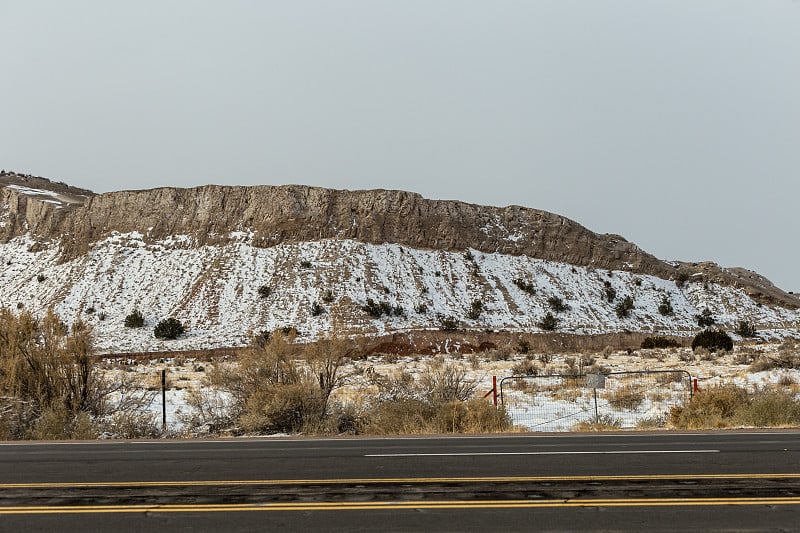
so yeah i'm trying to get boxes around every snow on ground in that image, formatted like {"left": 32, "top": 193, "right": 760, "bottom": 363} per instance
{"left": 1, "top": 233, "right": 798, "bottom": 353}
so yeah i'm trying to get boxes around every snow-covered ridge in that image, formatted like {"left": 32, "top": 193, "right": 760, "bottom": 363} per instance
{"left": 1, "top": 233, "right": 798, "bottom": 353}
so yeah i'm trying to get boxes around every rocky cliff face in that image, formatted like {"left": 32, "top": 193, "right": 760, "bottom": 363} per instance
{"left": 1, "top": 170, "right": 797, "bottom": 309}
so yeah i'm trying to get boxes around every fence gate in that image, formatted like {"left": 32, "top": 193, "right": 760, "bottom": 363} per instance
{"left": 499, "top": 370, "right": 692, "bottom": 432}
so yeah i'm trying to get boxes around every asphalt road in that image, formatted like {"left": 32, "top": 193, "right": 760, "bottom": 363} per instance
{"left": 2, "top": 431, "right": 800, "bottom": 531}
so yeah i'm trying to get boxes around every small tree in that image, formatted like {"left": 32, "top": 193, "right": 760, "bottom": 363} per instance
{"left": 603, "top": 281, "right": 616, "bottom": 303}
{"left": 538, "top": 312, "right": 558, "bottom": 331}
{"left": 154, "top": 318, "right": 185, "bottom": 340}
{"left": 697, "top": 308, "right": 715, "bottom": 327}
{"left": 124, "top": 309, "right": 145, "bottom": 328}
{"left": 439, "top": 316, "right": 459, "bottom": 331}
{"left": 257, "top": 285, "right": 272, "bottom": 299}
{"left": 548, "top": 296, "right": 570, "bottom": 313}
{"left": 311, "top": 302, "right": 326, "bottom": 317}
{"left": 615, "top": 296, "right": 634, "bottom": 318}
{"left": 466, "top": 299, "right": 483, "bottom": 320}
{"left": 658, "top": 296, "right": 674, "bottom": 316}
{"left": 692, "top": 329, "right": 733, "bottom": 353}
{"left": 735, "top": 320, "right": 757, "bottom": 338}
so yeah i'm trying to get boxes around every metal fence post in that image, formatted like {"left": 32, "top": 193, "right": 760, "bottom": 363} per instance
{"left": 162, "top": 369, "right": 167, "bottom": 431}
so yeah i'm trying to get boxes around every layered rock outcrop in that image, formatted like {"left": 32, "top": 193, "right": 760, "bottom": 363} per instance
{"left": 1, "top": 171, "right": 796, "bottom": 308}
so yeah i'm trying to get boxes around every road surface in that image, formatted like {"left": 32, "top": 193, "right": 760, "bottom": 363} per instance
{"left": 2, "top": 431, "right": 799, "bottom": 531}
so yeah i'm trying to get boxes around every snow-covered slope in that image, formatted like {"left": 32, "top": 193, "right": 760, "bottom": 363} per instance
{"left": 1, "top": 232, "right": 797, "bottom": 353}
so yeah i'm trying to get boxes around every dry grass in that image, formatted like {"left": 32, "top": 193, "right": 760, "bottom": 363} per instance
{"left": 604, "top": 384, "right": 645, "bottom": 410}
{"left": 552, "top": 387, "right": 583, "bottom": 403}
{"left": 670, "top": 384, "right": 800, "bottom": 429}
{"left": 572, "top": 414, "right": 622, "bottom": 432}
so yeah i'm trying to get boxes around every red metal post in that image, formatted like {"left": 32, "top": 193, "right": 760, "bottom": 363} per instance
{"left": 492, "top": 375, "right": 497, "bottom": 406}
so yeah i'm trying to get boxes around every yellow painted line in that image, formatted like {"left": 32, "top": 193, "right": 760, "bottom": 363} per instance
{"left": 2, "top": 497, "right": 800, "bottom": 515}
{"left": 2, "top": 473, "right": 800, "bottom": 490}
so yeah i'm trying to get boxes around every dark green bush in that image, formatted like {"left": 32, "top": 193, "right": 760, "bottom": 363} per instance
{"left": 736, "top": 320, "right": 757, "bottom": 338}
{"left": 513, "top": 279, "right": 536, "bottom": 295}
{"left": 363, "top": 298, "right": 393, "bottom": 318}
{"left": 466, "top": 299, "right": 483, "bottom": 320}
{"left": 538, "top": 312, "right": 558, "bottom": 331}
{"left": 692, "top": 329, "right": 733, "bottom": 353}
{"left": 257, "top": 285, "right": 272, "bottom": 299}
{"left": 641, "top": 336, "right": 681, "bottom": 349}
{"left": 697, "top": 308, "right": 715, "bottom": 327}
{"left": 124, "top": 309, "right": 145, "bottom": 328}
{"left": 615, "top": 295, "right": 634, "bottom": 318}
{"left": 311, "top": 302, "right": 326, "bottom": 316}
{"left": 548, "top": 296, "right": 570, "bottom": 313}
{"left": 603, "top": 281, "right": 616, "bottom": 303}
{"left": 658, "top": 296, "right": 674, "bottom": 316}
{"left": 154, "top": 318, "right": 185, "bottom": 340}
{"left": 439, "top": 316, "right": 459, "bottom": 331}
{"left": 300, "top": 260, "right": 312, "bottom": 269}
{"left": 321, "top": 290, "right": 334, "bottom": 303}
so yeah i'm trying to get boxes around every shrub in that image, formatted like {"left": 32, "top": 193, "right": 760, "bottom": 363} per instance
{"left": 414, "top": 303, "right": 428, "bottom": 314}
{"left": 658, "top": 296, "right": 674, "bottom": 316}
{"left": 538, "top": 312, "right": 558, "bottom": 331}
{"left": 311, "top": 302, "right": 326, "bottom": 316}
{"left": 735, "top": 390, "right": 800, "bottom": 427}
{"left": 154, "top": 318, "right": 185, "bottom": 340}
{"left": 691, "top": 329, "right": 733, "bottom": 353}
{"left": 36, "top": 274, "right": 46, "bottom": 283}
{"left": 641, "top": 336, "right": 681, "bottom": 349}
{"left": 748, "top": 352, "right": 800, "bottom": 372}
{"left": 124, "top": 309, "right": 145, "bottom": 328}
{"left": 439, "top": 316, "right": 459, "bottom": 331}
{"left": 669, "top": 385, "right": 748, "bottom": 429}
{"left": 548, "top": 296, "right": 570, "bottom": 313}
{"left": 675, "top": 270, "right": 690, "bottom": 287}
{"left": 696, "top": 308, "right": 715, "bottom": 327}
{"left": 363, "top": 298, "right": 392, "bottom": 318}
{"left": 615, "top": 295, "right": 634, "bottom": 318}
{"left": 85, "top": 306, "right": 95, "bottom": 314}
{"left": 0, "top": 309, "right": 153, "bottom": 440}
{"left": 735, "top": 320, "right": 757, "bottom": 338}
{"left": 321, "top": 290, "right": 334, "bottom": 303}
{"left": 513, "top": 279, "right": 536, "bottom": 295}
{"left": 300, "top": 260, "right": 312, "bottom": 268}
{"left": 466, "top": 299, "right": 483, "bottom": 320}
{"left": 257, "top": 285, "right": 272, "bottom": 299}
{"left": 603, "top": 281, "right": 616, "bottom": 303}
{"left": 572, "top": 414, "right": 622, "bottom": 432}
{"left": 512, "top": 358, "right": 538, "bottom": 376}
{"left": 670, "top": 385, "right": 800, "bottom": 429}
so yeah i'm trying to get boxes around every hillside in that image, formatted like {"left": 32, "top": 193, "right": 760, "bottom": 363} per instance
{"left": 1, "top": 170, "right": 798, "bottom": 353}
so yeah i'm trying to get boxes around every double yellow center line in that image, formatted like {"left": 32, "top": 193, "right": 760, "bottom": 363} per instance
{"left": 2, "top": 474, "right": 799, "bottom": 514}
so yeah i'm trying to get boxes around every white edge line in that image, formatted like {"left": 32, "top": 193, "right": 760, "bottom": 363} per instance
{"left": 364, "top": 450, "right": 721, "bottom": 457}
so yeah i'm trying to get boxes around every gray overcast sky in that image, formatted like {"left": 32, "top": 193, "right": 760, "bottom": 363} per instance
{"left": 2, "top": 1, "right": 798, "bottom": 291}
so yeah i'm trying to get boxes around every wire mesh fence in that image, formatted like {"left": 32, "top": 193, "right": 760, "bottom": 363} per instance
{"left": 500, "top": 370, "right": 693, "bottom": 432}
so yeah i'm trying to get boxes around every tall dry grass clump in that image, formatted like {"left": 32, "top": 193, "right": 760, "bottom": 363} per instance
{"left": 0, "top": 308, "right": 157, "bottom": 439}
{"left": 363, "top": 359, "right": 510, "bottom": 434}
{"left": 670, "top": 384, "right": 800, "bottom": 429}
{"left": 201, "top": 331, "right": 357, "bottom": 434}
